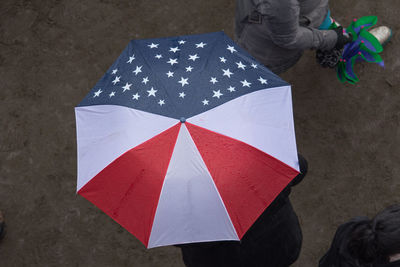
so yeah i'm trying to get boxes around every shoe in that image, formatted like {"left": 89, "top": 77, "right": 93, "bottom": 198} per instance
{"left": 369, "top": 26, "right": 392, "bottom": 46}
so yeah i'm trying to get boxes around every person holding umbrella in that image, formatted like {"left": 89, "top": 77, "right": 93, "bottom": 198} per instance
{"left": 319, "top": 204, "right": 400, "bottom": 267}
{"left": 177, "top": 154, "right": 308, "bottom": 267}
{"left": 76, "top": 31, "right": 303, "bottom": 249}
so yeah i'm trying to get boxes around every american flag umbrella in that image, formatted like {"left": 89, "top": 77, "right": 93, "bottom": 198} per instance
{"left": 75, "top": 32, "right": 300, "bottom": 248}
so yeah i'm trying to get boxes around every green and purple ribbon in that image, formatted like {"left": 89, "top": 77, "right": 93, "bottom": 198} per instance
{"left": 330, "top": 16, "right": 384, "bottom": 84}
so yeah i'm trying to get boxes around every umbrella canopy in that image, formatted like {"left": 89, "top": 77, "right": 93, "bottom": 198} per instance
{"left": 75, "top": 32, "right": 300, "bottom": 248}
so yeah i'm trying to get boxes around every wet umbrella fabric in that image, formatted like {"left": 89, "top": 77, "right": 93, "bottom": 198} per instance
{"left": 75, "top": 32, "right": 300, "bottom": 248}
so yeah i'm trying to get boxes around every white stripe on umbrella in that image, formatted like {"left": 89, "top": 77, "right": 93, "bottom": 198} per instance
{"left": 148, "top": 123, "right": 238, "bottom": 248}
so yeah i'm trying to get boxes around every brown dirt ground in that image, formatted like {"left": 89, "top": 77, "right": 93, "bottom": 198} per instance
{"left": 0, "top": 0, "right": 399, "bottom": 266}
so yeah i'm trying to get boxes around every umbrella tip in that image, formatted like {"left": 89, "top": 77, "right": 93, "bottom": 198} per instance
{"left": 180, "top": 117, "right": 186, "bottom": 123}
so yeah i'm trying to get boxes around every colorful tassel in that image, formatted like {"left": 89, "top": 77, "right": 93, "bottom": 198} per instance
{"left": 330, "top": 16, "right": 384, "bottom": 84}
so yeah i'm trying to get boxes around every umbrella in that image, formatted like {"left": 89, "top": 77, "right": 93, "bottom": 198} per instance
{"left": 75, "top": 31, "right": 300, "bottom": 248}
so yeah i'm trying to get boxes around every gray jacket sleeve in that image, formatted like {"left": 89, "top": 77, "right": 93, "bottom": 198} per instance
{"left": 263, "top": 0, "right": 337, "bottom": 51}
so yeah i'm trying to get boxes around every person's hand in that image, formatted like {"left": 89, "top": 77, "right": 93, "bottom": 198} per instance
{"left": 316, "top": 48, "right": 342, "bottom": 68}
{"left": 332, "top": 26, "right": 353, "bottom": 49}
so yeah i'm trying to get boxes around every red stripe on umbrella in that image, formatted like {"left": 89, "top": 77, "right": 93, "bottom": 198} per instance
{"left": 78, "top": 123, "right": 181, "bottom": 246}
{"left": 186, "top": 122, "right": 299, "bottom": 238}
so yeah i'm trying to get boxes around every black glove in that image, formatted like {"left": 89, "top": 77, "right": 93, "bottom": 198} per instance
{"left": 316, "top": 48, "right": 342, "bottom": 68}
{"left": 332, "top": 26, "right": 353, "bottom": 49}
